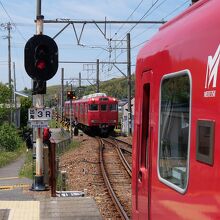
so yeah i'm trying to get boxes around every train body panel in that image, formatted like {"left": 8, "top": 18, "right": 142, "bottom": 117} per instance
{"left": 133, "top": 0, "right": 220, "bottom": 219}
{"left": 64, "top": 93, "right": 118, "bottom": 136}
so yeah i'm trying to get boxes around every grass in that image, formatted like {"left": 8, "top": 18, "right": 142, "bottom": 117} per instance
{"left": 49, "top": 119, "right": 60, "bottom": 128}
{"left": 0, "top": 145, "right": 26, "bottom": 168}
{"left": 19, "top": 150, "right": 33, "bottom": 179}
{"left": 19, "top": 140, "right": 80, "bottom": 180}
{"left": 56, "top": 140, "right": 80, "bottom": 156}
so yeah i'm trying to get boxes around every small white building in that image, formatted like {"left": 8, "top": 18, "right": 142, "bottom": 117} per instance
{"left": 121, "top": 98, "right": 135, "bottom": 135}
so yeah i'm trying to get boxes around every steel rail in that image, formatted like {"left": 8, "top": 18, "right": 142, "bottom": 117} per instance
{"left": 103, "top": 138, "right": 132, "bottom": 177}
{"left": 110, "top": 137, "right": 132, "bottom": 153}
{"left": 98, "top": 138, "right": 130, "bottom": 220}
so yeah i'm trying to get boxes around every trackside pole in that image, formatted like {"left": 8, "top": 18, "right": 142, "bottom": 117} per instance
{"left": 33, "top": 1, "right": 45, "bottom": 191}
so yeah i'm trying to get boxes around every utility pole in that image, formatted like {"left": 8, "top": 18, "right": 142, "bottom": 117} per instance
{"left": 34, "top": 0, "right": 45, "bottom": 191}
{"left": 1, "top": 22, "right": 13, "bottom": 123}
{"left": 7, "top": 22, "right": 12, "bottom": 89}
{"left": 79, "top": 72, "right": 81, "bottom": 98}
{"left": 13, "top": 62, "right": 18, "bottom": 126}
{"left": 61, "top": 68, "right": 64, "bottom": 120}
{"left": 96, "top": 59, "right": 100, "bottom": 93}
{"left": 127, "top": 33, "right": 132, "bottom": 136}
{"left": 79, "top": 72, "right": 81, "bottom": 87}
{"left": 1, "top": 22, "right": 13, "bottom": 87}
{"left": 13, "top": 62, "right": 16, "bottom": 106}
{"left": 69, "top": 84, "right": 73, "bottom": 138}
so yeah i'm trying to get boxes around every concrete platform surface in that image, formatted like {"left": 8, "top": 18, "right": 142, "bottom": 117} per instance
{"left": 0, "top": 197, "right": 102, "bottom": 220}
{"left": 40, "top": 197, "right": 102, "bottom": 220}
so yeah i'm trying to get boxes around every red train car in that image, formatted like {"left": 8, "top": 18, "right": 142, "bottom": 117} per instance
{"left": 133, "top": 0, "right": 220, "bottom": 219}
{"left": 64, "top": 93, "right": 118, "bottom": 136}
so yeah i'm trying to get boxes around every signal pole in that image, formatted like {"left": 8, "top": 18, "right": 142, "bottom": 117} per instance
{"left": 34, "top": 0, "right": 45, "bottom": 191}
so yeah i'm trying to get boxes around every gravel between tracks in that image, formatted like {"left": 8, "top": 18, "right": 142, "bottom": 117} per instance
{"left": 60, "top": 134, "right": 133, "bottom": 219}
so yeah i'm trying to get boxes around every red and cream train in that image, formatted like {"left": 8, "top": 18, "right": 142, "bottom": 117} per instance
{"left": 64, "top": 93, "right": 118, "bottom": 136}
{"left": 132, "top": 0, "right": 220, "bottom": 219}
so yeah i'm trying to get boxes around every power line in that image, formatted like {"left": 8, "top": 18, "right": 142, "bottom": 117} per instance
{"left": 113, "top": 0, "right": 145, "bottom": 39}
{"left": 103, "top": 0, "right": 190, "bottom": 65}
{"left": 132, "top": 0, "right": 189, "bottom": 42}
{"left": 0, "top": 0, "right": 26, "bottom": 41}
{"left": 115, "top": 0, "right": 161, "bottom": 43}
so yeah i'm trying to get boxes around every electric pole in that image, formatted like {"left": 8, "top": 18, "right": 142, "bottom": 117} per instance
{"left": 61, "top": 68, "right": 64, "bottom": 120}
{"left": 96, "top": 59, "right": 100, "bottom": 93}
{"left": 7, "top": 22, "right": 12, "bottom": 89}
{"left": 127, "top": 33, "right": 132, "bottom": 136}
{"left": 1, "top": 22, "right": 13, "bottom": 123}
{"left": 79, "top": 72, "right": 81, "bottom": 98}
{"left": 1, "top": 22, "right": 13, "bottom": 87}
{"left": 13, "top": 62, "right": 18, "bottom": 126}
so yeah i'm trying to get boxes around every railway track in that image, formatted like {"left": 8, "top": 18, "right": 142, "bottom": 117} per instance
{"left": 104, "top": 138, "right": 132, "bottom": 177}
{"left": 98, "top": 137, "right": 131, "bottom": 220}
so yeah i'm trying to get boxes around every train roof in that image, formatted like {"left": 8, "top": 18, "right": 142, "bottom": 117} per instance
{"left": 65, "top": 93, "right": 118, "bottom": 104}
{"left": 82, "top": 93, "right": 107, "bottom": 99}
{"left": 137, "top": 0, "right": 217, "bottom": 70}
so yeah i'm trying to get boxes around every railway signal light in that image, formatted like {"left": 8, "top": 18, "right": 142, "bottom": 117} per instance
{"left": 67, "top": 91, "right": 73, "bottom": 100}
{"left": 24, "top": 34, "right": 58, "bottom": 81}
{"left": 73, "top": 91, "right": 76, "bottom": 100}
{"left": 67, "top": 90, "right": 76, "bottom": 100}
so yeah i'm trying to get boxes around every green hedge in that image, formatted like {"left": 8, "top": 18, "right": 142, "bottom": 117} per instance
{"left": 0, "top": 122, "right": 23, "bottom": 151}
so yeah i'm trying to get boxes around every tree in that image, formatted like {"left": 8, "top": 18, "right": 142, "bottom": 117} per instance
{"left": 20, "top": 97, "right": 32, "bottom": 128}
{"left": 0, "top": 83, "right": 12, "bottom": 125}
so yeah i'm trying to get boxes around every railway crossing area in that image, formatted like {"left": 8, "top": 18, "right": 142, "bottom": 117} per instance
{"left": 0, "top": 128, "right": 102, "bottom": 220}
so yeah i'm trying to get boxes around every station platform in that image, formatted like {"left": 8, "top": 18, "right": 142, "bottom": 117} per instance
{"left": 0, "top": 196, "right": 102, "bottom": 220}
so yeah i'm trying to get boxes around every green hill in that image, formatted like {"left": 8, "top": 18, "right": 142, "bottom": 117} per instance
{"left": 45, "top": 74, "right": 135, "bottom": 103}
{"left": 21, "top": 75, "right": 135, "bottom": 107}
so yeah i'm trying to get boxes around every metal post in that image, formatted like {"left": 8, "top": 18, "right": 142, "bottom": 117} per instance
{"left": 13, "top": 62, "right": 16, "bottom": 108}
{"left": 7, "top": 22, "right": 12, "bottom": 124}
{"left": 50, "top": 142, "right": 56, "bottom": 197}
{"left": 79, "top": 72, "right": 81, "bottom": 98}
{"left": 69, "top": 84, "right": 73, "bottom": 138}
{"left": 96, "top": 59, "right": 99, "bottom": 93}
{"left": 7, "top": 22, "right": 12, "bottom": 88}
{"left": 127, "top": 33, "right": 132, "bottom": 136}
{"left": 13, "top": 62, "right": 18, "bottom": 126}
{"left": 33, "top": 0, "right": 45, "bottom": 191}
{"left": 61, "top": 68, "right": 64, "bottom": 120}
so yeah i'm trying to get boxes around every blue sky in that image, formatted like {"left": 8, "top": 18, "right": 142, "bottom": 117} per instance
{"left": 0, "top": 0, "right": 191, "bottom": 91}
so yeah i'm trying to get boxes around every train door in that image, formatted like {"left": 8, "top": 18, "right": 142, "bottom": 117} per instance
{"left": 136, "top": 70, "right": 152, "bottom": 219}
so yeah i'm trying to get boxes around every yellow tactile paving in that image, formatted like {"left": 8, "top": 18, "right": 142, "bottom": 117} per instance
{"left": 0, "top": 201, "right": 39, "bottom": 220}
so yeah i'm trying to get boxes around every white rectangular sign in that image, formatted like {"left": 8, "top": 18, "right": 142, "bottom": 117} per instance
{"left": 30, "top": 120, "right": 49, "bottom": 128}
{"left": 28, "top": 108, "right": 52, "bottom": 121}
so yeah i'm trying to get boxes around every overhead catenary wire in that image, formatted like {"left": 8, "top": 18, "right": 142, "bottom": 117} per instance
{"left": 107, "top": 0, "right": 190, "bottom": 63}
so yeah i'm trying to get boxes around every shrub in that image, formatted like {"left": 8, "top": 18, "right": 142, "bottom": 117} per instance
{"left": 0, "top": 122, "right": 23, "bottom": 151}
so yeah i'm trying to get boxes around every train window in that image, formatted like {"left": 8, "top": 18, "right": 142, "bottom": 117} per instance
{"left": 158, "top": 73, "right": 191, "bottom": 193}
{"left": 196, "top": 120, "right": 215, "bottom": 165}
{"left": 109, "top": 104, "right": 117, "bottom": 111}
{"left": 101, "top": 104, "right": 107, "bottom": 111}
{"left": 89, "top": 104, "right": 98, "bottom": 111}
{"left": 80, "top": 104, "right": 83, "bottom": 113}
